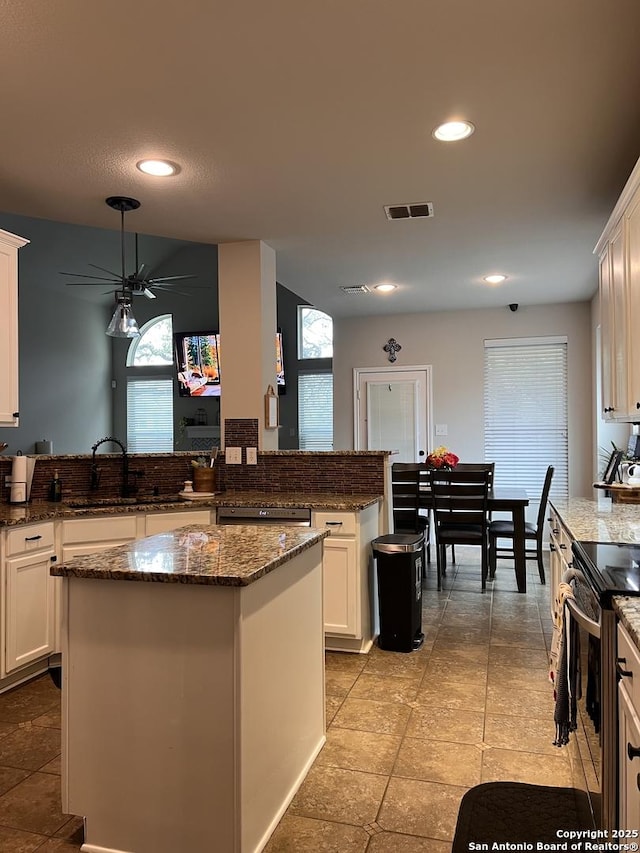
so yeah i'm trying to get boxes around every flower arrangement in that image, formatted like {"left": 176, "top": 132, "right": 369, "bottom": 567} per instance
{"left": 425, "top": 445, "right": 459, "bottom": 469}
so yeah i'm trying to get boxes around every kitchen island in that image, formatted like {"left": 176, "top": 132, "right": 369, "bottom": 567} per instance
{"left": 51, "top": 523, "right": 329, "bottom": 853}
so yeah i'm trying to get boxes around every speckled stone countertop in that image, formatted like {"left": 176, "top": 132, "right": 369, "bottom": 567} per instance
{"left": 0, "top": 491, "right": 382, "bottom": 528}
{"left": 51, "top": 523, "right": 330, "bottom": 586}
{"left": 549, "top": 496, "right": 640, "bottom": 542}
{"left": 550, "top": 497, "right": 640, "bottom": 649}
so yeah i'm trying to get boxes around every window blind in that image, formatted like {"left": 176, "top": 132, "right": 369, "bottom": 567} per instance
{"left": 484, "top": 337, "right": 568, "bottom": 500}
{"left": 298, "top": 372, "right": 333, "bottom": 450}
{"left": 127, "top": 378, "right": 174, "bottom": 452}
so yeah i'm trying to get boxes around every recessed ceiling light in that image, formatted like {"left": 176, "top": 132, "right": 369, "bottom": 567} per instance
{"left": 136, "top": 159, "right": 180, "bottom": 177}
{"left": 483, "top": 274, "right": 508, "bottom": 285}
{"left": 432, "top": 120, "right": 475, "bottom": 142}
{"left": 374, "top": 283, "right": 397, "bottom": 293}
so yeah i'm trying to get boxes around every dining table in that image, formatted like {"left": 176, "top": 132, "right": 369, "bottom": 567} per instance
{"left": 419, "top": 485, "right": 530, "bottom": 592}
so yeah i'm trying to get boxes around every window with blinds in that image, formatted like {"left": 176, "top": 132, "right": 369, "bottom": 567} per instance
{"left": 127, "top": 377, "right": 174, "bottom": 452}
{"left": 484, "top": 337, "right": 568, "bottom": 500}
{"left": 298, "top": 371, "right": 333, "bottom": 450}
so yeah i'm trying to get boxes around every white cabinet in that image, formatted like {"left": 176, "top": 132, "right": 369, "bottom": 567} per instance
{"left": 4, "top": 522, "right": 56, "bottom": 673}
{"left": 0, "top": 229, "right": 29, "bottom": 427}
{"left": 617, "top": 623, "right": 640, "bottom": 830}
{"left": 60, "top": 515, "right": 142, "bottom": 562}
{"left": 145, "top": 510, "right": 211, "bottom": 535}
{"left": 312, "top": 504, "right": 379, "bottom": 653}
{"left": 548, "top": 503, "right": 573, "bottom": 617}
{"left": 597, "top": 158, "right": 640, "bottom": 421}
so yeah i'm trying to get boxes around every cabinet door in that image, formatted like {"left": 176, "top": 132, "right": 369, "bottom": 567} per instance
{"left": 610, "top": 221, "right": 629, "bottom": 418}
{"left": 323, "top": 538, "right": 358, "bottom": 636}
{"left": 62, "top": 541, "right": 134, "bottom": 562}
{"left": 619, "top": 684, "right": 640, "bottom": 832}
{"left": 600, "top": 243, "right": 615, "bottom": 418}
{"left": 626, "top": 187, "right": 640, "bottom": 415}
{"left": 0, "top": 231, "right": 28, "bottom": 427}
{"left": 6, "top": 549, "right": 56, "bottom": 672}
{"left": 145, "top": 510, "right": 211, "bottom": 535}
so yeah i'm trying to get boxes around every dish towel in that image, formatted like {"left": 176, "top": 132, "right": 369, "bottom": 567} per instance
{"left": 550, "top": 568, "right": 600, "bottom": 747}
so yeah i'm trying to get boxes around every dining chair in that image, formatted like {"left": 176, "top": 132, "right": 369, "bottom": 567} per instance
{"left": 430, "top": 468, "right": 491, "bottom": 591}
{"left": 391, "top": 463, "right": 430, "bottom": 569}
{"left": 488, "top": 465, "right": 554, "bottom": 585}
{"left": 448, "top": 463, "right": 495, "bottom": 564}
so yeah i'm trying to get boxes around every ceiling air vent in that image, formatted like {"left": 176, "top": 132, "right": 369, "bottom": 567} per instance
{"left": 384, "top": 202, "right": 434, "bottom": 220}
{"left": 340, "top": 285, "right": 371, "bottom": 295}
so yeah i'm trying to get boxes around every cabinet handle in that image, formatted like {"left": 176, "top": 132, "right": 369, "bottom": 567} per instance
{"left": 628, "top": 742, "right": 640, "bottom": 761}
{"left": 552, "top": 528, "right": 560, "bottom": 535}
{"left": 24, "top": 534, "right": 42, "bottom": 542}
{"left": 550, "top": 543, "right": 556, "bottom": 552}
{"left": 637, "top": 773, "right": 640, "bottom": 792}
{"left": 617, "top": 658, "right": 633, "bottom": 679}
{"left": 12, "top": 412, "right": 19, "bottom": 418}
{"left": 637, "top": 402, "right": 640, "bottom": 410}
{"left": 325, "top": 521, "right": 343, "bottom": 526}
{"left": 559, "top": 543, "right": 567, "bottom": 550}
{"left": 50, "top": 555, "right": 57, "bottom": 563}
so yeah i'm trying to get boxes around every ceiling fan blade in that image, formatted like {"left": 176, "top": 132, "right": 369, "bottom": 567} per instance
{"left": 146, "top": 274, "right": 198, "bottom": 284}
{"left": 136, "top": 262, "right": 149, "bottom": 280}
{"left": 150, "top": 284, "right": 194, "bottom": 297}
{"left": 143, "top": 287, "right": 156, "bottom": 299}
{"left": 88, "top": 262, "right": 121, "bottom": 278}
{"left": 65, "top": 281, "right": 118, "bottom": 287}
{"left": 61, "top": 271, "right": 119, "bottom": 283}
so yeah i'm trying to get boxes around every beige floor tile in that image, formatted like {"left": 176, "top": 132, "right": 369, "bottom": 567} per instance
{"left": 53, "top": 816, "right": 84, "bottom": 844}
{"left": 378, "top": 777, "right": 467, "bottom": 840}
{"left": 288, "top": 765, "right": 388, "bottom": 825}
{"left": 39, "top": 755, "right": 62, "bottom": 775}
{"left": 484, "top": 713, "right": 559, "bottom": 755}
{"left": 316, "top": 727, "right": 401, "bottom": 774}
{"left": 0, "top": 676, "right": 59, "bottom": 725}
{"left": 331, "top": 697, "right": 411, "bottom": 736}
{"left": 325, "top": 670, "right": 359, "bottom": 698}
{"left": 0, "top": 722, "right": 18, "bottom": 741}
{"left": 363, "top": 652, "right": 428, "bottom": 681}
{"left": 325, "top": 652, "right": 367, "bottom": 675}
{"left": 0, "top": 765, "right": 31, "bottom": 797}
{"left": 0, "top": 772, "right": 70, "bottom": 835}
{"left": 326, "top": 694, "right": 345, "bottom": 726}
{"left": 350, "top": 673, "right": 420, "bottom": 704}
{"left": 406, "top": 706, "right": 484, "bottom": 745}
{"left": 487, "top": 663, "right": 552, "bottom": 692}
{"left": 367, "top": 831, "right": 452, "bottom": 853}
{"left": 481, "top": 746, "right": 574, "bottom": 786}
{"left": 430, "top": 643, "right": 489, "bottom": 666}
{"left": 488, "top": 644, "right": 550, "bottom": 670}
{"left": 421, "top": 659, "right": 487, "bottom": 689}
{"left": 435, "top": 625, "right": 490, "bottom": 645}
{"left": 394, "top": 736, "right": 482, "bottom": 786}
{"left": 264, "top": 814, "right": 369, "bottom": 852}
{"left": 0, "top": 825, "right": 49, "bottom": 853}
{"left": 33, "top": 705, "right": 61, "bottom": 729}
{"left": 489, "top": 627, "right": 546, "bottom": 648}
{"left": 415, "top": 679, "right": 486, "bottom": 712}
{"left": 21, "top": 841, "right": 82, "bottom": 853}
{"left": 0, "top": 726, "right": 62, "bottom": 771}
{"left": 486, "top": 683, "right": 554, "bottom": 718}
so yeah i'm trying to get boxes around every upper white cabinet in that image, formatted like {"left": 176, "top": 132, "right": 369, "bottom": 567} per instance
{"left": 597, "top": 157, "right": 640, "bottom": 421}
{"left": 0, "top": 229, "right": 30, "bottom": 427}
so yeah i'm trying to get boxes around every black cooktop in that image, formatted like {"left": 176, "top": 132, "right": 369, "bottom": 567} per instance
{"left": 572, "top": 541, "right": 640, "bottom": 605}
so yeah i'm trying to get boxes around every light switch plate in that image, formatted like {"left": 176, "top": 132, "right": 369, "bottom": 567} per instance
{"left": 225, "top": 447, "right": 242, "bottom": 465}
{"left": 435, "top": 424, "right": 448, "bottom": 436}
{"left": 246, "top": 447, "right": 257, "bottom": 465}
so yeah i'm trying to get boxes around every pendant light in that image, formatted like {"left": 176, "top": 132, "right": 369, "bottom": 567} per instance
{"left": 106, "top": 293, "right": 140, "bottom": 338}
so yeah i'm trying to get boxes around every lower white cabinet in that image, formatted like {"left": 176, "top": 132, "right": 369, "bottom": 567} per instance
{"left": 4, "top": 522, "right": 56, "bottom": 674}
{"left": 618, "top": 623, "right": 640, "bottom": 830}
{"left": 60, "top": 515, "right": 142, "bottom": 562}
{"left": 145, "top": 510, "right": 211, "bottom": 535}
{"left": 548, "top": 503, "right": 573, "bottom": 618}
{"left": 313, "top": 503, "right": 379, "bottom": 653}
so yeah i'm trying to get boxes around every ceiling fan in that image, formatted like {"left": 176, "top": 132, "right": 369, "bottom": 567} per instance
{"left": 61, "top": 196, "right": 198, "bottom": 300}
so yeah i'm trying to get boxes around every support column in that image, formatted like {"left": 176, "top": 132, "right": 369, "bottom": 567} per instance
{"left": 218, "top": 241, "right": 278, "bottom": 450}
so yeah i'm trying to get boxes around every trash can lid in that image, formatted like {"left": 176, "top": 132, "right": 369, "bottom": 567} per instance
{"left": 372, "top": 533, "right": 424, "bottom": 554}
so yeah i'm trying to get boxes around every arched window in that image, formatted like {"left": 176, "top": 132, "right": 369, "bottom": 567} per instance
{"left": 126, "top": 315, "right": 174, "bottom": 451}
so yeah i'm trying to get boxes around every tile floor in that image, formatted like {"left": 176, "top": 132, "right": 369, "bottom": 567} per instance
{"left": 0, "top": 548, "right": 580, "bottom": 852}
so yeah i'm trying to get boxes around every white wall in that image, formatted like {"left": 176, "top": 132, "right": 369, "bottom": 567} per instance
{"left": 333, "top": 301, "right": 594, "bottom": 498}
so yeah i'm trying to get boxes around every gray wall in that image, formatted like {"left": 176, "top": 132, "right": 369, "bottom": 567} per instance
{"left": 333, "top": 301, "right": 595, "bottom": 498}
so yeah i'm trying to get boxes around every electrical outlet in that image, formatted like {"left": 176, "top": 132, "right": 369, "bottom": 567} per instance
{"left": 246, "top": 447, "right": 257, "bottom": 465}
{"left": 435, "top": 424, "right": 448, "bottom": 436}
{"left": 225, "top": 447, "right": 242, "bottom": 465}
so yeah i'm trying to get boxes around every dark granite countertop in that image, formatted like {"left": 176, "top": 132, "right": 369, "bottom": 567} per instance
{"left": 51, "top": 523, "right": 329, "bottom": 586}
{"left": 0, "top": 491, "right": 382, "bottom": 527}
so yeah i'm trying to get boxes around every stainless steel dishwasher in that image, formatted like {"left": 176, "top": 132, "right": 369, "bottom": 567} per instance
{"left": 216, "top": 506, "right": 311, "bottom": 526}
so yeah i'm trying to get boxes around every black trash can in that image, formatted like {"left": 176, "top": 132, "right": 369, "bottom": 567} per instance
{"left": 372, "top": 533, "right": 424, "bottom": 652}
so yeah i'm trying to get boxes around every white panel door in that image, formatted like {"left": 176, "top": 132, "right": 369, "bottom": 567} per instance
{"left": 354, "top": 367, "right": 432, "bottom": 462}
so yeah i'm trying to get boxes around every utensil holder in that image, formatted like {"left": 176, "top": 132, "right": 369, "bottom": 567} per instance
{"left": 192, "top": 467, "right": 216, "bottom": 493}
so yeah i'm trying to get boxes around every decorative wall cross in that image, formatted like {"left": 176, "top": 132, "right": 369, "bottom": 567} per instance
{"left": 383, "top": 338, "right": 402, "bottom": 362}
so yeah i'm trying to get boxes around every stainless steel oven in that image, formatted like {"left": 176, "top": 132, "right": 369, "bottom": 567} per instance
{"left": 570, "top": 541, "right": 640, "bottom": 832}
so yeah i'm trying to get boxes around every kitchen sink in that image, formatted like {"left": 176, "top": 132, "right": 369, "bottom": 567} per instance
{"left": 64, "top": 495, "right": 181, "bottom": 509}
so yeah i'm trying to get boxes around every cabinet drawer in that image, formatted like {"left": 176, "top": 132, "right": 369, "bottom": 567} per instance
{"left": 312, "top": 511, "right": 356, "bottom": 537}
{"left": 145, "top": 510, "right": 211, "bottom": 535}
{"left": 618, "top": 623, "right": 640, "bottom": 711}
{"left": 6, "top": 522, "right": 55, "bottom": 556}
{"left": 61, "top": 515, "right": 138, "bottom": 545}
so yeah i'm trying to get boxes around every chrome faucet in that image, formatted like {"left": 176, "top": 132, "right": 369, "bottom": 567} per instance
{"left": 90, "top": 436, "right": 133, "bottom": 497}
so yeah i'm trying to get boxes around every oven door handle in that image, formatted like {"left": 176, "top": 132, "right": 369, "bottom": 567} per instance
{"left": 565, "top": 598, "right": 601, "bottom": 639}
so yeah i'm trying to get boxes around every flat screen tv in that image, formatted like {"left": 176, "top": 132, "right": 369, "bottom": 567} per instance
{"left": 174, "top": 331, "right": 221, "bottom": 397}
{"left": 174, "top": 330, "right": 285, "bottom": 397}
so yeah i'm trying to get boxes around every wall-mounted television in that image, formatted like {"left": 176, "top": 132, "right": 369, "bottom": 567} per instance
{"left": 174, "top": 329, "right": 285, "bottom": 397}
{"left": 174, "top": 331, "right": 221, "bottom": 397}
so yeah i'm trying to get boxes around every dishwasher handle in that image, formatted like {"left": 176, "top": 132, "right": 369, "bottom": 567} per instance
{"left": 565, "top": 597, "right": 601, "bottom": 639}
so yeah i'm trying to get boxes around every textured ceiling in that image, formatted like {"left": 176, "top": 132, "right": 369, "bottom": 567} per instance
{"left": 1, "top": 0, "right": 640, "bottom": 318}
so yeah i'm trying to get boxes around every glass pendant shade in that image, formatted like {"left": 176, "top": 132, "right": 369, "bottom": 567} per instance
{"left": 106, "top": 296, "right": 140, "bottom": 337}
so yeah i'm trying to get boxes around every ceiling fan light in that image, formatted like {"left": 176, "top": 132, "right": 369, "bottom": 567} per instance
{"left": 483, "top": 274, "right": 508, "bottom": 285}
{"left": 136, "top": 159, "right": 179, "bottom": 177}
{"left": 106, "top": 297, "right": 140, "bottom": 338}
{"left": 433, "top": 120, "right": 475, "bottom": 142}
{"left": 374, "top": 283, "right": 397, "bottom": 293}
